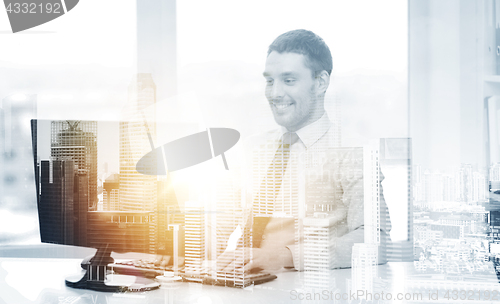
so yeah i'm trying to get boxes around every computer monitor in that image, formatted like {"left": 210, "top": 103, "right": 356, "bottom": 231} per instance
{"left": 31, "top": 119, "right": 187, "bottom": 291}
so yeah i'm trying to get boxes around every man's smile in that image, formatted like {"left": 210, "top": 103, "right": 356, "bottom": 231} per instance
{"left": 272, "top": 102, "right": 293, "bottom": 110}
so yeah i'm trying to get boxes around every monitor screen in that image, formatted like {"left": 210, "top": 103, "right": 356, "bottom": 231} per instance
{"left": 31, "top": 119, "right": 187, "bottom": 256}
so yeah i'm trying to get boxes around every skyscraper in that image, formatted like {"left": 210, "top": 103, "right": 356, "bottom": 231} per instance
{"left": 351, "top": 243, "right": 378, "bottom": 297}
{"left": 73, "top": 170, "right": 89, "bottom": 246}
{"left": 490, "top": 163, "right": 500, "bottom": 195}
{"left": 472, "top": 172, "right": 487, "bottom": 203}
{"left": 39, "top": 159, "right": 90, "bottom": 247}
{"left": 103, "top": 174, "right": 119, "bottom": 211}
{"left": 457, "top": 164, "right": 473, "bottom": 203}
{"left": 184, "top": 201, "right": 206, "bottom": 273}
{"left": 364, "top": 147, "right": 380, "bottom": 245}
{"left": 157, "top": 176, "right": 185, "bottom": 255}
{"left": 31, "top": 120, "right": 39, "bottom": 208}
{"left": 424, "top": 171, "right": 444, "bottom": 203}
{"left": 39, "top": 160, "right": 75, "bottom": 245}
{"left": 380, "top": 138, "right": 412, "bottom": 262}
{"left": 119, "top": 73, "right": 157, "bottom": 254}
{"left": 251, "top": 139, "right": 300, "bottom": 269}
{"left": 137, "top": 0, "right": 177, "bottom": 101}
{"left": 87, "top": 210, "right": 150, "bottom": 254}
{"left": 303, "top": 213, "right": 337, "bottom": 290}
{"left": 51, "top": 120, "right": 98, "bottom": 210}
{"left": 119, "top": 73, "right": 157, "bottom": 211}
{"left": 215, "top": 174, "right": 253, "bottom": 287}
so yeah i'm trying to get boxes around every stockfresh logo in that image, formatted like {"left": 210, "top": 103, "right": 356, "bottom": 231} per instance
{"left": 3, "top": 0, "right": 79, "bottom": 33}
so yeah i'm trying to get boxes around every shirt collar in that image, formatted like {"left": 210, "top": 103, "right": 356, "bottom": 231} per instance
{"left": 279, "top": 112, "right": 332, "bottom": 149}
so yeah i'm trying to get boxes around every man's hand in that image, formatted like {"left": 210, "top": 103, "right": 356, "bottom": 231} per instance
{"left": 216, "top": 246, "right": 293, "bottom": 273}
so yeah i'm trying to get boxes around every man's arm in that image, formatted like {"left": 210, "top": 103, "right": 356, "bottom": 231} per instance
{"left": 333, "top": 147, "right": 391, "bottom": 268}
{"left": 329, "top": 225, "right": 391, "bottom": 269}
{"left": 334, "top": 147, "right": 392, "bottom": 268}
{"left": 285, "top": 227, "right": 364, "bottom": 271}
{"left": 286, "top": 148, "right": 392, "bottom": 270}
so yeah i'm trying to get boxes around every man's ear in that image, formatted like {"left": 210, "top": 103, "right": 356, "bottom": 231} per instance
{"left": 315, "top": 70, "right": 330, "bottom": 95}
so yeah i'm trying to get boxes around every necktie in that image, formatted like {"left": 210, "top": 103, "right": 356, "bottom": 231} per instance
{"left": 254, "top": 132, "right": 300, "bottom": 215}
{"left": 250, "top": 132, "right": 299, "bottom": 247}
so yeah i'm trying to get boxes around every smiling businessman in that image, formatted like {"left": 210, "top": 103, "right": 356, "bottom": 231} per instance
{"left": 217, "top": 29, "right": 391, "bottom": 272}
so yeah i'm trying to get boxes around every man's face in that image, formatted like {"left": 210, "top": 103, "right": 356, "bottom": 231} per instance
{"left": 263, "top": 51, "right": 323, "bottom": 132}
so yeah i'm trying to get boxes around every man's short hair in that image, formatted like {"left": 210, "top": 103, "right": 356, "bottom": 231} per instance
{"left": 268, "top": 29, "right": 332, "bottom": 76}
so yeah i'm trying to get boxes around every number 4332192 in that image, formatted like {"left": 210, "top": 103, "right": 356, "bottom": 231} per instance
{"left": 6, "top": 3, "right": 62, "bottom": 14}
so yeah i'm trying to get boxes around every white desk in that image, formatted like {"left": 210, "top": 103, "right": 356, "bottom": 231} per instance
{"left": 1, "top": 244, "right": 499, "bottom": 304}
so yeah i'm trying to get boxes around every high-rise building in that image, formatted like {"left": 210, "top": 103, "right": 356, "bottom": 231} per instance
{"left": 184, "top": 201, "right": 206, "bottom": 273}
{"left": 364, "top": 147, "right": 380, "bottom": 245}
{"left": 73, "top": 170, "right": 89, "bottom": 247}
{"left": 379, "top": 138, "right": 412, "bottom": 262}
{"left": 39, "top": 159, "right": 89, "bottom": 247}
{"left": 215, "top": 174, "right": 252, "bottom": 287}
{"left": 456, "top": 164, "right": 473, "bottom": 203}
{"left": 31, "top": 120, "right": 39, "bottom": 208}
{"left": 442, "top": 174, "right": 456, "bottom": 202}
{"left": 490, "top": 163, "right": 500, "bottom": 196}
{"left": 103, "top": 174, "right": 119, "bottom": 211}
{"left": 119, "top": 73, "right": 157, "bottom": 254}
{"left": 51, "top": 120, "right": 97, "bottom": 210}
{"left": 251, "top": 141, "right": 299, "bottom": 217}
{"left": 87, "top": 211, "right": 150, "bottom": 254}
{"left": 137, "top": 0, "right": 177, "bottom": 101}
{"left": 39, "top": 160, "right": 75, "bottom": 245}
{"left": 157, "top": 176, "right": 185, "bottom": 255}
{"left": 472, "top": 172, "right": 487, "bottom": 203}
{"left": 303, "top": 213, "right": 337, "bottom": 290}
{"left": 135, "top": 0, "right": 179, "bottom": 253}
{"left": 119, "top": 73, "right": 157, "bottom": 211}
{"left": 424, "top": 171, "right": 444, "bottom": 203}
{"left": 351, "top": 243, "right": 378, "bottom": 296}
{"left": 491, "top": 163, "right": 500, "bottom": 181}
{"left": 1, "top": 94, "right": 37, "bottom": 210}
{"left": 251, "top": 138, "right": 301, "bottom": 269}
{"left": 413, "top": 164, "right": 424, "bottom": 202}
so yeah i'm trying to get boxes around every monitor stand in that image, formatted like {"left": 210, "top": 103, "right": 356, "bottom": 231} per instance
{"left": 65, "top": 246, "right": 159, "bottom": 292}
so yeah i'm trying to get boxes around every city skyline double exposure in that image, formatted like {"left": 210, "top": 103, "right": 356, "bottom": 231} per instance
{"left": 6, "top": 1, "right": 500, "bottom": 303}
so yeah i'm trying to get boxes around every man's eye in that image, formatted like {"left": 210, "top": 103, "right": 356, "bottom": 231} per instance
{"left": 284, "top": 79, "right": 295, "bottom": 85}
{"left": 266, "top": 79, "right": 274, "bottom": 85}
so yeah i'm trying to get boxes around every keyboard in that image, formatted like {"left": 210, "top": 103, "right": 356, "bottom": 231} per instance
{"left": 109, "top": 259, "right": 181, "bottom": 278}
{"left": 109, "top": 259, "right": 277, "bottom": 288}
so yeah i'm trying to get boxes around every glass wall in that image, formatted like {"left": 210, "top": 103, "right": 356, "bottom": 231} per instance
{"left": 410, "top": 0, "right": 498, "bottom": 274}
{"left": 0, "top": 0, "right": 408, "bottom": 248}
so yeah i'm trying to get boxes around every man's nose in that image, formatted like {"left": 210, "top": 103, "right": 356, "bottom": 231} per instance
{"left": 270, "top": 82, "right": 284, "bottom": 101}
